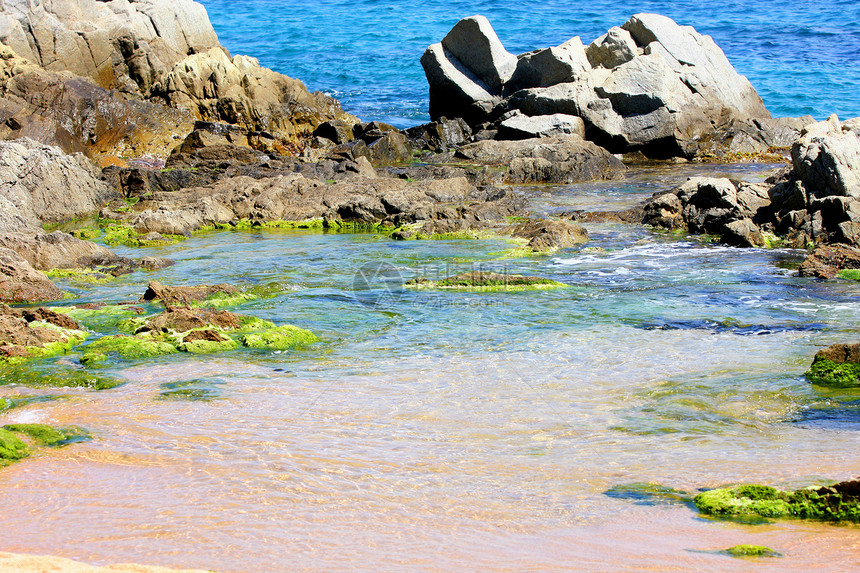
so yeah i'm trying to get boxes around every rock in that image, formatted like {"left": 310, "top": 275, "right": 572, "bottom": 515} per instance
{"left": 505, "top": 38, "right": 591, "bottom": 94}
{"left": 0, "top": 44, "right": 195, "bottom": 159}
{"left": 0, "top": 247, "right": 63, "bottom": 303}
{"left": 694, "top": 481, "right": 860, "bottom": 522}
{"left": 116, "top": 173, "right": 524, "bottom": 237}
{"left": 798, "top": 244, "right": 860, "bottom": 279}
{"left": 497, "top": 113, "right": 586, "bottom": 140}
{"left": 642, "top": 177, "right": 771, "bottom": 245}
{"left": 404, "top": 118, "right": 472, "bottom": 153}
{"left": 134, "top": 307, "right": 243, "bottom": 334}
{"left": 454, "top": 136, "right": 625, "bottom": 183}
{"left": 405, "top": 271, "right": 567, "bottom": 291}
{"left": 0, "top": 138, "right": 116, "bottom": 224}
{"left": 805, "top": 343, "right": 860, "bottom": 387}
{"left": 511, "top": 219, "right": 588, "bottom": 253}
{"left": 696, "top": 116, "right": 815, "bottom": 159}
{"left": 791, "top": 115, "right": 860, "bottom": 199}
{"left": 314, "top": 120, "right": 356, "bottom": 145}
{"left": 439, "top": 15, "right": 517, "bottom": 94}
{"left": 0, "top": 304, "right": 85, "bottom": 357}
{"left": 424, "top": 14, "right": 773, "bottom": 157}
{"left": 141, "top": 280, "right": 239, "bottom": 306}
{"left": 586, "top": 27, "right": 640, "bottom": 69}
{"left": 0, "top": 0, "right": 220, "bottom": 94}
{"left": 150, "top": 47, "right": 356, "bottom": 142}
{"left": 0, "top": 231, "right": 118, "bottom": 271}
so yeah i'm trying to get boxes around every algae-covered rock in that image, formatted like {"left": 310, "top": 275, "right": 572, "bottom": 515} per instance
{"left": 141, "top": 280, "right": 240, "bottom": 306}
{"left": 722, "top": 545, "right": 781, "bottom": 558}
{"left": 157, "top": 379, "right": 225, "bottom": 401}
{"left": 0, "top": 427, "right": 29, "bottom": 464}
{"left": 240, "top": 325, "right": 318, "bottom": 350}
{"left": 2, "top": 424, "right": 89, "bottom": 447}
{"left": 0, "top": 307, "right": 89, "bottom": 363}
{"left": 178, "top": 329, "right": 239, "bottom": 354}
{"left": 80, "top": 334, "right": 178, "bottom": 365}
{"left": 0, "top": 363, "right": 124, "bottom": 391}
{"left": 603, "top": 482, "right": 693, "bottom": 506}
{"left": 805, "top": 343, "right": 860, "bottom": 387}
{"left": 405, "top": 271, "right": 567, "bottom": 292}
{"left": 694, "top": 480, "right": 860, "bottom": 523}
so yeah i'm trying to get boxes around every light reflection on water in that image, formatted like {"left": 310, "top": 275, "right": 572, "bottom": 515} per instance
{"left": 2, "top": 165, "right": 860, "bottom": 571}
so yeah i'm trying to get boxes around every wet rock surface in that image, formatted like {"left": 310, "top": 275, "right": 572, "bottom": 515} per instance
{"left": 141, "top": 280, "right": 239, "bottom": 306}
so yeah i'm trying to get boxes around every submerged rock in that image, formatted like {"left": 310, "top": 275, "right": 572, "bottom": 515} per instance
{"left": 510, "top": 219, "right": 589, "bottom": 253}
{"left": 405, "top": 271, "right": 567, "bottom": 291}
{"left": 721, "top": 545, "right": 781, "bottom": 558}
{"left": 694, "top": 480, "right": 860, "bottom": 523}
{"left": 805, "top": 343, "right": 860, "bottom": 387}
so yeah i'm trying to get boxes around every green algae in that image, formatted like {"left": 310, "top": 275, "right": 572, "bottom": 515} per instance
{"left": 405, "top": 272, "right": 567, "bottom": 292}
{"left": 69, "top": 227, "right": 101, "bottom": 240}
{"left": 805, "top": 358, "right": 860, "bottom": 388}
{"left": 603, "top": 482, "right": 694, "bottom": 507}
{"left": 837, "top": 269, "right": 860, "bottom": 281}
{"left": 102, "top": 224, "right": 185, "bottom": 247}
{"left": 2, "top": 423, "right": 90, "bottom": 447}
{"left": 0, "top": 322, "right": 89, "bottom": 365}
{"left": 179, "top": 336, "right": 239, "bottom": 354}
{"left": 694, "top": 483, "right": 860, "bottom": 523}
{"left": 79, "top": 334, "right": 178, "bottom": 365}
{"left": 0, "top": 363, "right": 125, "bottom": 390}
{"left": 53, "top": 305, "right": 148, "bottom": 334}
{"left": 0, "top": 395, "right": 63, "bottom": 412}
{"left": 722, "top": 545, "right": 782, "bottom": 558}
{"left": 240, "top": 325, "right": 318, "bottom": 350}
{"left": 157, "top": 379, "right": 224, "bottom": 402}
{"left": 45, "top": 268, "right": 112, "bottom": 284}
{"left": 0, "top": 428, "right": 29, "bottom": 464}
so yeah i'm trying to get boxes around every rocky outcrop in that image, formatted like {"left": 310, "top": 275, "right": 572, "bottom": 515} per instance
{"left": 453, "top": 136, "right": 624, "bottom": 183}
{"left": 642, "top": 177, "right": 772, "bottom": 247}
{"left": 510, "top": 219, "right": 589, "bottom": 253}
{"left": 0, "top": 138, "right": 117, "bottom": 224}
{"left": 0, "top": 247, "right": 64, "bottom": 302}
{"left": 0, "top": 1, "right": 357, "bottom": 159}
{"left": 805, "top": 343, "right": 860, "bottom": 387}
{"left": 141, "top": 280, "right": 237, "bottom": 306}
{"left": 0, "top": 0, "right": 219, "bottom": 94}
{"left": 150, "top": 47, "right": 355, "bottom": 140}
{"left": 99, "top": 173, "right": 525, "bottom": 238}
{"left": 798, "top": 245, "right": 860, "bottom": 279}
{"left": 423, "top": 14, "right": 773, "bottom": 158}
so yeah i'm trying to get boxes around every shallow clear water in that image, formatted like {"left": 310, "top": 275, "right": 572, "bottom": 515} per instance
{"left": 2, "top": 164, "right": 860, "bottom": 571}
{"left": 198, "top": 0, "right": 860, "bottom": 126}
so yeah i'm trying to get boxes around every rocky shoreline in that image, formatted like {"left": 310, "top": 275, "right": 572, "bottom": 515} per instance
{"left": 1, "top": 0, "right": 860, "bottom": 570}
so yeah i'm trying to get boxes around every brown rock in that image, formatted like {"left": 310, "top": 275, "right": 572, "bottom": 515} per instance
{"left": 798, "top": 244, "right": 860, "bottom": 279}
{"left": 141, "top": 280, "right": 238, "bottom": 306}
{"left": 20, "top": 308, "right": 80, "bottom": 330}
{"left": 135, "top": 307, "right": 242, "bottom": 333}
{"left": 814, "top": 343, "right": 860, "bottom": 365}
{"left": 0, "top": 247, "right": 63, "bottom": 303}
{"left": 511, "top": 219, "right": 588, "bottom": 252}
{"left": 182, "top": 329, "right": 230, "bottom": 343}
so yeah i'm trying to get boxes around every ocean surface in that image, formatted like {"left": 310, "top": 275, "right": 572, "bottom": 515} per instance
{"left": 199, "top": 0, "right": 860, "bottom": 127}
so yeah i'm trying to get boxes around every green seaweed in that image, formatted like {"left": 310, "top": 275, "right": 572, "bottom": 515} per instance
{"left": 157, "top": 379, "right": 224, "bottom": 402}
{"left": 240, "top": 325, "right": 318, "bottom": 350}
{"left": 69, "top": 227, "right": 101, "bottom": 240}
{"left": 102, "top": 224, "right": 185, "bottom": 247}
{"left": 79, "top": 334, "right": 178, "bottom": 365}
{"left": 2, "top": 423, "right": 90, "bottom": 447}
{"left": 52, "top": 305, "right": 147, "bottom": 335}
{"left": 0, "top": 428, "right": 29, "bottom": 463}
{"left": 694, "top": 483, "right": 860, "bottom": 523}
{"left": 805, "top": 358, "right": 860, "bottom": 388}
{"left": 45, "top": 268, "right": 113, "bottom": 284}
{"left": 179, "top": 336, "right": 239, "bottom": 354}
{"left": 837, "top": 269, "right": 860, "bottom": 281}
{"left": 405, "top": 273, "right": 567, "bottom": 292}
{"left": 721, "top": 545, "right": 781, "bottom": 558}
{"left": 0, "top": 395, "right": 63, "bottom": 412}
{"left": 0, "top": 363, "right": 125, "bottom": 390}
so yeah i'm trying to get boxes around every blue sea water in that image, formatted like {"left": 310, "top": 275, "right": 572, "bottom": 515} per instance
{"left": 198, "top": 0, "right": 860, "bottom": 128}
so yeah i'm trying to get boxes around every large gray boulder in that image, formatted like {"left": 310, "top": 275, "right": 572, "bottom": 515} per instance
{"left": 420, "top": 15, "right": 517, "bottom": 123}
{"left": 791, "top": 115, "right": 860, "bottom": 199}
{"left": 0, "top": 0, "right": 219, "bottom": 94}
{"left": 423, "top": 14, "right": 773, "bottom": 157}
